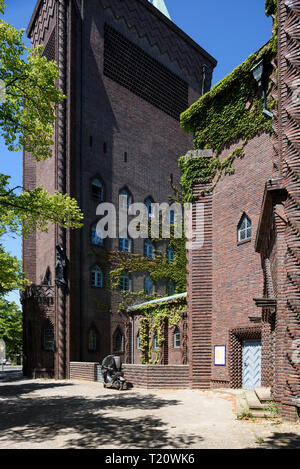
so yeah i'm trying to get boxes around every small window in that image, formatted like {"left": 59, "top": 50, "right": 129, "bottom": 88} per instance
{"left": 120, "top": 273, "right": 130, "bottom": 292}
{"left": 144, "top": 240, "right": 154, "bottom": 259}
{"left": 119, "top": 235, "right": 131, "bottom": 253}
{"left": 103, "top": 142, "right": 107, "bottom": 154}
{"left": 137, "top": 332, "right": 140, "bottom": 350}
{"left": 168, "top": 281, "right": 175, "bottom": 296}
{"left": 92, "top": 179, "right": 104, "bottom": 201}
{"left": 88, "top": 329, "right": 97, "bottom": 352}
{"left": 167, "top": 247, "right": 174, "bottom": 262}
{"left": 174, "top": 327, "right": 180, "bottom": 348}
{"left": 114, "top": 329, "right": 123, "bottom": 352}
{"left": 169, "top": 210, "right": 175, "bottom": 225}
{"left": 120, "top": 189, "right": 132, "bottom": 210}
{"left": 144, "top": 276, "right": 154, "bottom": 295}
{"left": 91, "top": 266, "right": 103, "bottom": 288}
{"left": 43, "top": 323, "right": 54, "bottom": 351}
{"left": 154, "top": 333, "right": 159, "bottom": 349}
{"left": 238, "top": 214, "right": 252, "bottom": 242}
{"left": 91, "top": 224, "right": 104, "bottom": 246}
{"left": 124, "top": 152, "right": 128, "bottom": 163}
{"left": 145, "top": 198, "right": 154, "bottom": 218}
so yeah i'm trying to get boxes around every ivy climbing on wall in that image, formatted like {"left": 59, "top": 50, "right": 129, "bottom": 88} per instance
{"left": 179, "top": 0, "right": 277, "bottom": 201}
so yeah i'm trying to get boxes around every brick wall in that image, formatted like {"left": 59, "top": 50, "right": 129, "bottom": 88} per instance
{"left": 123, "top": 364, "right": 189, "bottom": 389}
{"left": 69, "top": 362, "right": 98, "bottom": 381}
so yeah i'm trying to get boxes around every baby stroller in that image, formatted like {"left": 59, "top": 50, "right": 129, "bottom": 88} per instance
{"left": 101, "top": 355, "right": 126, "bottom": 390}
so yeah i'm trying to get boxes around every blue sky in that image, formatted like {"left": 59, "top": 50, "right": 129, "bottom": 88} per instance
{"left": 1, "top": 0, "right": 272, "bottom": 306}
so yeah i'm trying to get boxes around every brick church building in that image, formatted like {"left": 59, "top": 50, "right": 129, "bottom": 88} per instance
{"left": 22, "top": 0, "right": 300, "bottom": 421}
{"left": 22, "top": 0, "right": 216, "bottom": 379}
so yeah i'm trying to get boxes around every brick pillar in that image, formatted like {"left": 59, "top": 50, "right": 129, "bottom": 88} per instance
{"left": 186, "top": 150, "right": 214, "bottom": 389}
{"left": 276, "top": 0, "right": 300, "bottom": 420}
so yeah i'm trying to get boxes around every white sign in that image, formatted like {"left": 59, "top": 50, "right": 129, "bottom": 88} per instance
{"left": 214, "top": 345, "right": 226, "bottom": 366}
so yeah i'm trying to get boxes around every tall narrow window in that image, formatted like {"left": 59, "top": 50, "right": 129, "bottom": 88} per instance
{"left": 120, "top": 273, "right": 130, "bottom": 292}
{"left": 145, "top": 198, "right": 154, "bottom": 218}
{"left": 167, "top": 247, "right": 174, "bottom": 262}
{"left": 154, "top": 333, "right": 159, "bottom": 349}
{"left": 238, "top": 214, "right": 252, "bottom": 242}
{"left": 144, "top": 276, "right": 154, "bottom": 295}
{"left": 88, "top": 329, "right": 97, "bottom": 352}
{"left": 120, "top": 188, "right": 132, "bottom": 210}
{"left": 174, "top": 327, "right": 180, "bottom": 348}
{"left": 119, "top": 234, "right": 131, "bottom": 253}
{"left": 91, "top": 266, "right": 104, "bottom": 288}
{"left": 168, "top": 281, "right": 175, "bottom": 296}
{"left": 92, "top": 179, "right": 104, "bottom": 201}
{"left": 91, "top": 224, "right": 104, "bottom": 246}
{"left": 137, "top": 332, "right": 140, "bottom": 350}
{"left": 114, "top": 328, "right": 123, "bottom": 352}
{"left": 43, "top": 323, "right": 54, "bottom": 351}
{"left": 144, "top": 240, "right": 154, "bottom": 259}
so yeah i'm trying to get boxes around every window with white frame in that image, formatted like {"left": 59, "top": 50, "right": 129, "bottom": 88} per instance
{"left": 144, "top": 240, "right": 154, "bottom": 259}
{"left": 91, "top": 224, "right": 104, "bottom": 246}
{"left": 174, "top": 327, "right": 180, "bottom": 348}
{"left": 144, "top": 276, "right": 154, "bottom": 295}
{"left": 92, "top": 178, "right": 104, "bottom": 201}
{"left": 168, "top": 281, "right": 175, "bottom": 296}
{"left": 238, "top": 214, "right": 252, "bottom": 242}
{"left": 91, "top": 266, "right": 104, "bottom": 288}
{"left": 120, "top": 188, "right": 132, "bottom": 210}
{"left": 167, "top": 246, "right": 174, "bottom": 262}
{"left": 119, "top": 235, "right": 131, "bottom": 253}
{"left": 120, "top": 273, "right": 130, "bottom": 292}
{"left": 145, "top": 197, "right": 154, "bottom": 217}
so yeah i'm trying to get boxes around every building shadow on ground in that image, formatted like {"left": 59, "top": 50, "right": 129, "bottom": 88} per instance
{"left": 0, "top": 390, "right": 199, "bottom": 449}
{"left": 261, "top": 432, "right": 300, "bottom": 449}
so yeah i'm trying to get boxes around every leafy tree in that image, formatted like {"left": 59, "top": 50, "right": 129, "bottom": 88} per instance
{"left": 0, "top": 298, "right": 22, "bottom": 359}
{"left": 0, "top": 1, "right": 83, "bottom": 295}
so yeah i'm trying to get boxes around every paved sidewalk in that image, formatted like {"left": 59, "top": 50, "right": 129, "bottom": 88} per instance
{"left": 0, "top": 372, "right": 299, "bottom": 449}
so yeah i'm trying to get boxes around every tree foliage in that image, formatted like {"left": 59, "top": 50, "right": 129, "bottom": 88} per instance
{"left": 0, "top": 3, "right": 83, "bottom": 297}
{"left": 0, "top": 298, "right": 22, "bottom": 359}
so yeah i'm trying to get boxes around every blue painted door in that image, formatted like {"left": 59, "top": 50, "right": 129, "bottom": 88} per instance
{"left": 242, "top": 339, "right": 261, "bottom": 390}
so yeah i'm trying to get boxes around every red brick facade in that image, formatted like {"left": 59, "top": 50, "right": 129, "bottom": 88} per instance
{"left": 22, "top": 0, "right": 216, "bottom": 378}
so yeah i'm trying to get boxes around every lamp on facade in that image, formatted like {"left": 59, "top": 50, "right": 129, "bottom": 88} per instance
{"left": 251, "top": 59, "right": 273, "bottom": 118}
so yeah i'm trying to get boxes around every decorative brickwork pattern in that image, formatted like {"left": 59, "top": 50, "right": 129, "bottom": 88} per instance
{"left": 104, "top": 24, "right": 188, "bottom": 120}
{"left": 100, "top": 0, "right": 216, "bottom": 84}
{"left": 29, "top": 0, "right": 56, "bottom": 47}
{"left": 277, "top": 0, "right": 300, "bottom": 420}
{"left": 229, "top": 326, "right": 261, "bottom": 389}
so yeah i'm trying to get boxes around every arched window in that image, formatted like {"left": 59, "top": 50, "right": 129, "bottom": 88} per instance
{"left": 169, "top": 209, "right": 175, "bottom": 225}
{"left": 145, "top": 197, "right": 154, "bottom": 218}
{"left": 168, "top": 281, "right": 175, "bottom": 296}
{"left": 114, "top": 328, "right": 123, "bottom": 352}
{"left": 120, "top": 273, "right": 130, "bottom": 292}
{"left": 174, "top": 327, "right": 180, "bottom": 348}
{"left": 137, "top": 332, "right": 140, "bottom": 350}
{"left": 144, "top": 240, "right": 154, "bottom": 259}
{"left": 167, "top": 246, "right": 174, "bottom": 262}
{"left": 43, "top": 322, "right": 54, "bottom": 351}
{"left": 91, "top": 266, "right": 104, "bottom": 288}
{"left": 91, "top": 223, "right": 104, "bottom": 246}
{"left": 88, "top": 329, "right": 97, "bottom": 352}
{"left": 144, "top": 276, "right": 154, "bottom": 295}
{"left": 120, "top": 188, "right": 132, "bottom": 210}
{"left": 238, "top": 214, "right": 252, "bottom": 242}
{"left": 119, "top": 234, "right": 131, "bottom": 253}
{"left": 91, "top": 178, "right": 104, "bottom": 201}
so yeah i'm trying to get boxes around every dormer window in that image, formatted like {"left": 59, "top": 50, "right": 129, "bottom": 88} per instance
{"left": 238, "top": 214, "right": 252, "bottom": 243}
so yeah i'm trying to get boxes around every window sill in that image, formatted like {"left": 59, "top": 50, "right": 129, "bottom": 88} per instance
{"left": 237, "top": 238, "right": 251, "bottom": 246}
